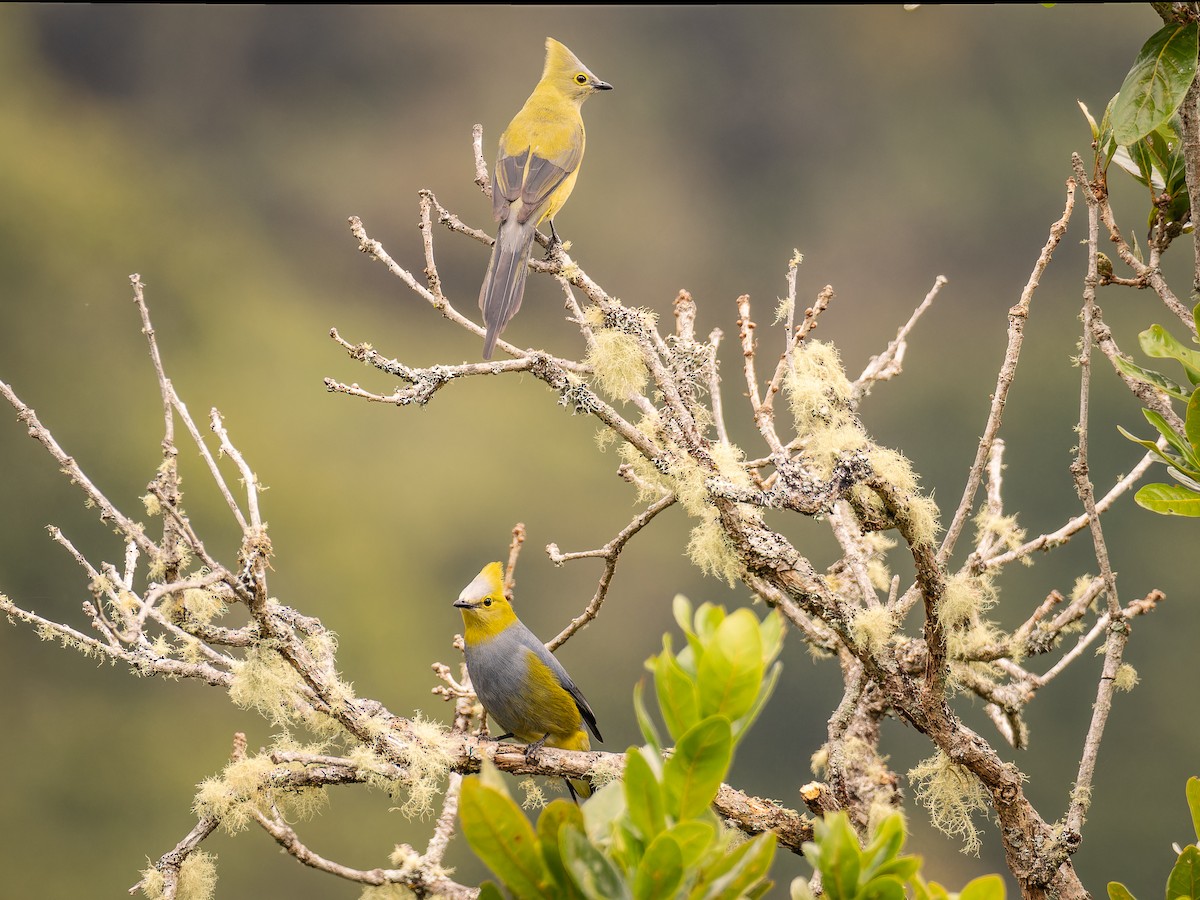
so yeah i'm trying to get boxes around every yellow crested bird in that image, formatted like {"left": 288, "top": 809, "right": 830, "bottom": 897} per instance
{"left": 478, "top": 37, "right": 612, "bottom": 359}
{"left": 454, "top": 562, "right": 602, "bottom": 799}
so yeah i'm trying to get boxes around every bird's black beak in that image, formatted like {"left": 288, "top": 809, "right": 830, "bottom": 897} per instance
{"left": 453, "top": 598, "right": 476, "bottom": 609}
{"left": 594, "top": 80, "right": 613, "bottom": 91}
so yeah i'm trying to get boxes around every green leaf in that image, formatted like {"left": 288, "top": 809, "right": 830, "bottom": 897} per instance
{"left": 916, "top": 879, "right": 953, "bottom": 900}
{"left": 1143, "top": 408, "right": 1200, "bottom": 470}
{"left": 759, "top": 609, "right": 784, "bottom": 664}
{"left": 560, "top": 824, "right": 631, "bottom": 900}
{"left": 733, "top": 661, "right": 781, "bottom": 742}
{"left": 1186, "top": 391, "right": 1200, "bottom": 453}
{"left": 1135, "top": 482, "right": 1200, "bottom": 515}
{"left": 479, "top": 882, "right": 506, "bottom": 900}
{"left": 654, "top": 639, "right": 699, "bottom": 740}
{"left": 1187, "top": 776, "right": 1200, "bottom": 842}
{"left": 1108, "top": 883, "right": 1137, "bottom": 900}
{"left": 1117, "top": 425, "right": 1198, "bottom": 477}
{"left": 697, "top": 609, "right": 765, "bottom": 724}
{"left": 633, "top": 833, "right": 684, "bottom": 900}
{"left": 694, "top": 602, "right": 726, "bottom": 640}
{"left": 692, "top": 832, "right": 777, "bottom": 900}
{"left": 959, "top": 874, "right": 1007, "bottom": 900}
{"left": 459, "top": 775, "right": 551, "bottom": 899}
{"left": 1169, "top": 845, "right": 1200, "bottom": 900}
{"left": 663, "top": 716, "right": 733, "bottom": 820}
{"left": 537, "top": 800, "right": 587, "bottom": 898}
{"left": 632, "top": 679, "right": 662, "bottom": 752}
{"left": 1140, "top": 324, "right": 1200, "bottom": 385}
{"left": 666, "top": 820, "right": 718, "bottom": 870}
{"left": 803, "top": 815, "right": 861, "bottom": 900}
{"left": 861, "top": 875, "right": 908, "bottom": 900}
{"left": 1113, "top": 355, "right": 1191, "bottom": 401}
{"left": 581, "top": 780, "right": 627, "bottom": 844}
{"left": 624, "top": 747, "right": 666, "bottom": 841}
{"left": 673, "top": 594, "right": 695, "bottom": 637}
{"left": 1112, "top": 22, "right": 1199, "bottom": 147}
{"left": 861, "top": 813, "right": 907, "bottom": 879}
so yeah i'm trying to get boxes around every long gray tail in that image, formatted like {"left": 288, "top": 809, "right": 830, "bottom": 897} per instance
{"left": 479, "top": 217, "right": 538, "bottom": 359}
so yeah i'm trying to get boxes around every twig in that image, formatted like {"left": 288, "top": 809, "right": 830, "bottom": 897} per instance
{"left": 545, "top": 493, "right": 675, "bottom": 650}
{"left": 854, "top": 275, "right": 947, "bottom": 393}
{"left": 940, "top": 178, "right": 1075, "bottom": 566}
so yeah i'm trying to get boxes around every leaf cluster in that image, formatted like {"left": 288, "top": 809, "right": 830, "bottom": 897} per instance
{"left": 458, "top": 598, "right": 782, "bottom": 899}
{"left": 1083, "top": 20, "right": 1198, "bottom": 234}
{"left": 793, "top": 812, "right": 1005, "bottom": 900}
{"left": 1117, "top": 304, "right": 1200, "bottom": 515}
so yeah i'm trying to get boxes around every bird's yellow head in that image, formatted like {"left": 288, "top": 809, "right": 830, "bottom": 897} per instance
{"left": 542, "top": 37, "right": 613, "bottom": 103}
{"left": 454, "top": 562, "right": 518, "bottom": 642}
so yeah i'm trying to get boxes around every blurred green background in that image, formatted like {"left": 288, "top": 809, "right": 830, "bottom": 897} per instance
{"left": 1, "top": 4, "right": 1195, "bottom": 897}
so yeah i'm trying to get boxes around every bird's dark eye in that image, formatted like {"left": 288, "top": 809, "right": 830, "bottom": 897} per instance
{"left": 483, "top": 598, "right": 493, "bottom": 606}
{"left": 575, "top": 73, "right": 588, "bottom": 85}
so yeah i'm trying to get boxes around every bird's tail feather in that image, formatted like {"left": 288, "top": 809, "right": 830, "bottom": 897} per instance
{"left": 479, "top": 217, "right": 538, "bottom": 359}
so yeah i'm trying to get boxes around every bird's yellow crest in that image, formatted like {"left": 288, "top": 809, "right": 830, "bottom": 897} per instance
{"left": 453, "top": 562, "right": 516, "bottom": 641}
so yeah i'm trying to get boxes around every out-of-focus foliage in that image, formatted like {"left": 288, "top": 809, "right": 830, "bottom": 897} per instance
{"left": 461, "top": 598, "right": 779, "bottom": 900}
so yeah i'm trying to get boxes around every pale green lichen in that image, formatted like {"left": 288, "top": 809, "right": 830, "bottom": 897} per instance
{"left": 974, "top": 508, "right": 1028, "bottom": 559}
{"left": 518, "top": 778, "right": 548, "bottom": 810}
{"left": 138, "top": 851, "right": 218, "bottom": 900}
{"left": 1114, "top": 663, "right": 1139, "bottom": 691}
{"left": 584, "top": 313, "right": 649, "bottom": 402}
{"left": 784, "top": 340, "right": 854, "bottom": 429}
{"left": 359, "top": 885, "right": 417, "bottom": 900}
{"left": 850, "top": 606, "right": 897, "bottom": 657}
{"left": 687, "top": 516, "right": 741, "bottom": 587}
{"left": 228, "top": 645, "right": 308, "bottom": 729}
{"left": 194, "top": 753, "right": 275, "bottom": 834}
{"left": 589, "top": 753, "right": 626, "bottom": 791}
{"left": 908, "top": 752, "right": 987, "bottom": 855}
{"left": 938, "top": 574, "right": 998, "bottom": 630}
{"left": 351, "top": 715, "right": 452, "bottom": 819}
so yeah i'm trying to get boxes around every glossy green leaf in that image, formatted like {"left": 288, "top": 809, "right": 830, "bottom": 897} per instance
{"left": 1134, "top": 482, "right": 1200, "bottom": 515}
{"left": 1140, "top": 324, "right": 1200, "bottom": 385}
{"left": 581, "top": 780, "right": 627, "bottom": 844}
{"left": 861, "top": 813, "right": 909, "bottom": 879}
{"left": 1168, "top": 845, "right": 1200, "bottom": 900}
{"left": 632, "top": 833, "right": 684, "bottom": 900}
{"left": 1143, "top": 408, "right": 1200, "bottom": 468}
{"left": 479, "top": 882, "right": 506, "bottom": 900}
{"left": 663, "top": 716, "right": 732, "bottom": 820}
{"left": 1108, "top": 882, "right": 1137, "bottom": 900}
{"left": 537, "top": 800, "right": 587, "bottom": 898}
{"left": 694, "top": 602, "right": 726, "bottom": 640}
{"left": 692, "top": 832, "right": 776, "bottom": 900}
{"left": 733, "top": 661, "right": 781, "bottom": 742}
{"left": 1117, "top": 426, "right": 1199, "bottom": 477}
{"left": 632, "top": 678, "right": 663, "bottom": 752}
{"left": 673, "top": 594, "right": 695, "bottom": 637}
{"left": 697, "top": 608, "right": 764, "bottom": 724}
{"left": 624, "top": 747, "right": 666, "bottom": 841}
{"left": 959, "top": 874, "right": 1007, "bottom": 900}
{"left": 1187, "top": 776, "right": 1200, "bottom": 842}
{"left": 803, "top": 814, "right": 861, "bottom": 900}
{"left": 862, "top": 875, "right": 908, "bottom": 900}
{"left": 1186, "top": 391, "right": 1200, "bottom": 453}
{"left": 1111, "top": 22, "right": 1199, "bottom": 146}
{"left": 759, "top": 609, "right": 784, "bottom": 664}
{"left": 459, "top": 775, "right": 551, "bottom": 899}
{"left": 560, "top": 825, "right": 631, "bottom": 900}
{"left": 1113, "top": 355, "right": 1191, "bottom": 401}
{"left": 916, "top": 879, "right": 953, "bottom": 900}
{"left": 666, "top": 820, "right": 718, "bottom": 870}
{"left": 654, "top": 640, "right": 699, "bottom": 740}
